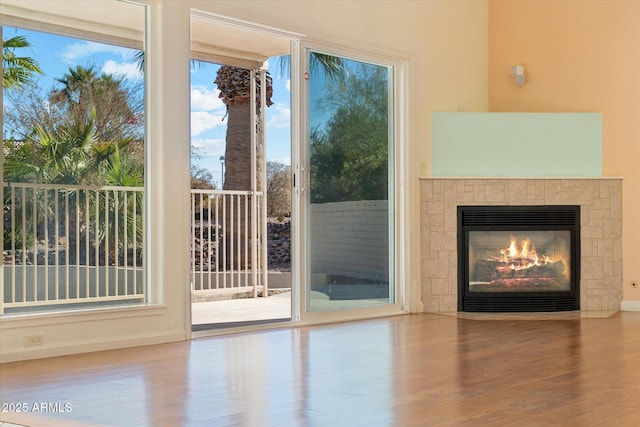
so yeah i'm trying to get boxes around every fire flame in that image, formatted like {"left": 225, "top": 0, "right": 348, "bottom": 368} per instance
{"left": 491, "top": 236, "right": 553, "bottom": 272}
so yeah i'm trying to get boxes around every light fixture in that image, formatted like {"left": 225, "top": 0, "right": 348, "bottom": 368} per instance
{"left": 219, "top": 155, "right": 225, "bottom": 188}
{"left": 510, "top": 65, "right": 525, "bottom": 86}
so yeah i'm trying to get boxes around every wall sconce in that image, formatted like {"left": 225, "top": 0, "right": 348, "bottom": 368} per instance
{"left": 510, "top": 65, "right": 525, "bottom": 86}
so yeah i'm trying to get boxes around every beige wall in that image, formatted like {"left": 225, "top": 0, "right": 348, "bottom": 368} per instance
{"left": 488, "top": 0, "right": 640, "bottom": 304}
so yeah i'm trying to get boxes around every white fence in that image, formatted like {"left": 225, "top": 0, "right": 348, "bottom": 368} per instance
{"left": 2, "top": 182, "right": 145, "bottom": 313}
{"left": 190, "top": 189, "right": 268, "bottom": 297}
{"left": 2, "top": 183, "right": 268, "bottom": 313}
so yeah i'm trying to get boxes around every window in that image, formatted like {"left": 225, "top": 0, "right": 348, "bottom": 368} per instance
{"left": 1, "top": 0, "right": 146, "bottom": 314}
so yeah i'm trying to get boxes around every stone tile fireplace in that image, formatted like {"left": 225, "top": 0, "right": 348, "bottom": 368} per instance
{"left": 420, "top": 178, "right": 622, "bottom": 313}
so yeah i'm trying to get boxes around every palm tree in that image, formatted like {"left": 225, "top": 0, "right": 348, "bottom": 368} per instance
{"left": 51, "top": 65, "right": 142, "bottom": 143}
{"left": 2, "top": 35, "right": 42, "bottom": 89}
{"left": 214, "top": 65, "right": 273, "bottom": 191}
{"left": 4, "top": 109, "right": 98, "bottom": 184}
{"left": 212, "top": 65, "right": 272, "bottom": 268}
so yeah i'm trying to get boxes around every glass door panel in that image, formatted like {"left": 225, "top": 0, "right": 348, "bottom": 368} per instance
{"left": 305, "top": 50, "right": 394, "bottom": 313}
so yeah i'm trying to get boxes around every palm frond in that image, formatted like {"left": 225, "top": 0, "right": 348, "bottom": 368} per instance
{"left": 275, "top": 53, "right": 346, "bottom": 82}
{"left": 2, "top": 35, "right": 43, "bottom": 89}
{"left": 310, "top": 52, "right": 346, "bottom": 81}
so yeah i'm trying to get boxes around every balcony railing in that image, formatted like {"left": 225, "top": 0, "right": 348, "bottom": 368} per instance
{"left": 2, "top": 183, "right": 268, "bottom": 314}
{"left": 2, "top": 182, "right": 145, "bottom": 314}
{"left": 190, "top": 189, "right": 268, "bottom": 297}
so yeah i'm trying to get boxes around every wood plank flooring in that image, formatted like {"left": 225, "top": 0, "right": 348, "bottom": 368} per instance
{"left": 1, "top": 312, "right": 639, "bottom": 426}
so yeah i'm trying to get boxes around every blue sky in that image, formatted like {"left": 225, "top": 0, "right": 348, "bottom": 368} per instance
{"left": 3, "top": 26, "right": 291, "bottom": 188}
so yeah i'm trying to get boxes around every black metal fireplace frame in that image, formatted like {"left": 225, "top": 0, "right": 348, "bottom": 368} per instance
{"left": 457, "top": 205, "right": 580, "bottom": 312}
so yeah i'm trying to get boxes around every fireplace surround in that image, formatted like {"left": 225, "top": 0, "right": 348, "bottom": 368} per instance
{"left": 420, "top": 178, "right": 622, "bottom": 313}
{"left": 457, "top": 205, "right": 580, "bottom": 312}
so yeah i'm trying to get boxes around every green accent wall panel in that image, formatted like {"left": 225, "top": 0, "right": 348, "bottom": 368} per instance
{"left": 432, "top": 113, "right": 602, "bottom": 177}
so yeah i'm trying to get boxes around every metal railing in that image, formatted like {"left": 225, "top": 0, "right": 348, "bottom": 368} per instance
{"left": 190, "top": 189, "right": 268, "bottom": 298}
{"left": 2, "top": 182, "right": 145, "bottom": 313}
{"left": 2, "top": 184, "right": 269, "bottom": 313}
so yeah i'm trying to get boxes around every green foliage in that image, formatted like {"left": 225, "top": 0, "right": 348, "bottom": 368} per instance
{"left": 90, "top": 187, "right": 144, "bottom": 257}
{"left": 103, "top": 145, "right": 143, "bottom": 188}
{"left": 310, "top": 64, "right": 389, "bottom": 203}
{"left": 275, "top": 52, "right": 345, "bottom": 83}
{"left": 4, "top": 109, "right": 137, "bottom": 186}
{"left": 310, "top": 52, "right": 346, "bottom": 82}
{"left": 3, "top": 187, "right": 53, "bottom": 251}
{"left": 3, "top": 60, "right": 144, "bottom": 254}
{"left": 51, "top": 65, "right": 143, "bottom": 142}
{"left": 2, "top": 35, "right": 43, "bottom": 89}
{"left": 2, "top": 195, "right": 35, "bottom": 251}
{"left": 4, "top": 64, "right": 142, "bottom": 186}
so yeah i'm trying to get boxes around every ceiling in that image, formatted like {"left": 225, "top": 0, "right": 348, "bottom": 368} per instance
{"left": 190, "top": 10, "right": 292, "bottom": 68}
{"left": 1, "top": 0, "right": 292, "bottom": 68}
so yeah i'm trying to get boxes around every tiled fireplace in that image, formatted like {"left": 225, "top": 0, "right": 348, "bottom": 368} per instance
{"left": 420, "top": 178, "right": 622, "bottom": 313}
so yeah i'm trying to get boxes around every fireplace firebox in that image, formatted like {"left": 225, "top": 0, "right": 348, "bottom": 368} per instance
{"left": 458, "top": 205, "right": 580, "bottom": 312}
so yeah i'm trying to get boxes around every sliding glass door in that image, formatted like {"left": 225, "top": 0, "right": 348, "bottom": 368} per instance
{"left": 299, "top": 47, "right": 399, "bottom": 317}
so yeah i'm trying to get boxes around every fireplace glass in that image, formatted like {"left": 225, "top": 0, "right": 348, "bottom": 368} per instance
{"left": 458, "top": 205, "right": 579, "bottom": 312}
{"left": 468, "top": 230, "right": 571, "bottom": 293}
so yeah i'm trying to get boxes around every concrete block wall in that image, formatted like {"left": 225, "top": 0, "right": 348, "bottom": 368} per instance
{"left": 310, "top": 200, "right": 389, "bottom": 282}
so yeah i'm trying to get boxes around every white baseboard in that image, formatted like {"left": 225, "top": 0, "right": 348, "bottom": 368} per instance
{"left": 0, "top": 330, "right": 187, "bottom": 363}
{"left": 621, "top": 300, "right": 640, "bottom": 312}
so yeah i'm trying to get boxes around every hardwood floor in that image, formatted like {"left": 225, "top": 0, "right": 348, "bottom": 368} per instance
{"left": 1, "top": 312, "right": 639, "bottom": 426}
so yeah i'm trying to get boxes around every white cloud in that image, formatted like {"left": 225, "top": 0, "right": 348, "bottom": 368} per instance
{"left": 60, "top": 41, "right": 133, "bottom": 64}
{"left": 191, "top": 85, "right": 224, "bottom": 111}
{"left": 285, "top": 79, "right": 290, "bottom": 92}
{"left": 191, "top": 137, "right": 226, "bottom": 160}
{"left": 102, "top": 60, "right": 143, "bottom": 81}
{"left": 267, "top": 102, "right": 290, "bottom": 130}
{"left": 191, "top": 137, "right": 225, "bottom": 151}
{"left": 190, "top": 86, "right": 226, "bottom": 136}
{"left": 191, "top": 111, "right": 226, "bottom": 137}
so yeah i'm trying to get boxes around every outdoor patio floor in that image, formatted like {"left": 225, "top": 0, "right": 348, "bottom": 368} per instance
{"left": 191, "top": 290, "right": 390, "bottom": 329}
{"left": 191, "top": 290, "right": 292, "bottom": 326}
